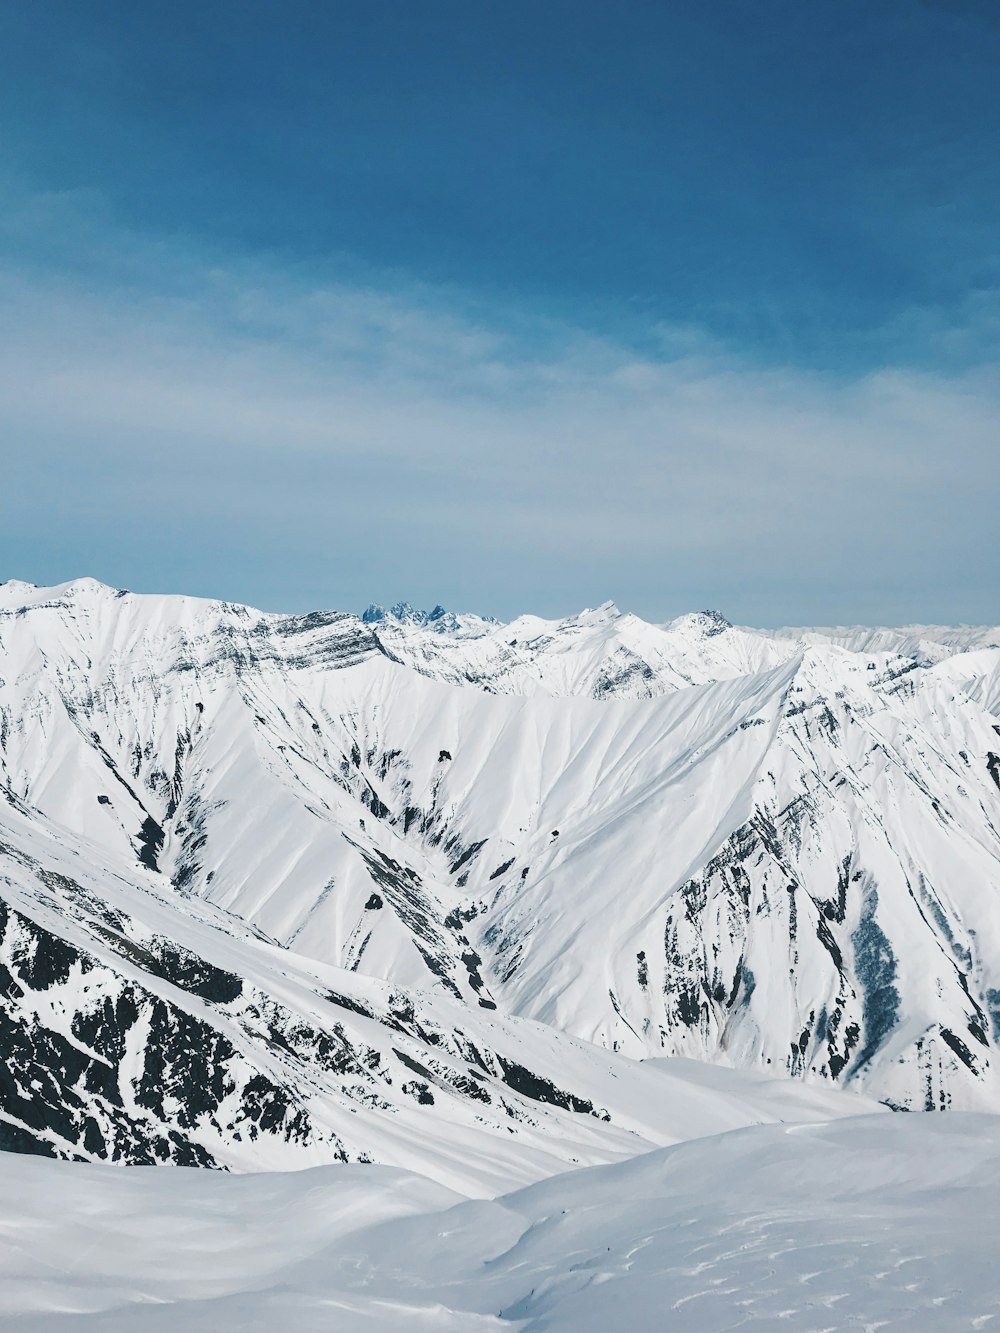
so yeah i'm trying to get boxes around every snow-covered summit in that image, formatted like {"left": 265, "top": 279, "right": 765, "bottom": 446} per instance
{"left": 666, "top": 608, "right": 733, "bottom": 637}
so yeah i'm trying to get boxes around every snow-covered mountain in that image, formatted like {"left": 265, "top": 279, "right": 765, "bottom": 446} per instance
{"left": 6, "top": 783, "right": 879, "bottom": 1193}
{"left": 344, "top": 595, "right": 1000, "bottom": 1111}
{"left": 1, "top": 576, "right": 999, "bottom": 1183}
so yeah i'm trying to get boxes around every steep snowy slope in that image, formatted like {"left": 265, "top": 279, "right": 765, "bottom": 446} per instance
{"left": 0, "top": 789, "right": 876, "bottom": 1192}
{"left": 1, "top": 1113, "right": 998, "bottom": 1330}
{"left": 368, "top": 599, "right": 1000, "bottom": 1107}
{"left": 2, "top": 579, "right": 999, "bottom": 1116}
{"left": 0, "top": 581, "right": 795, "bottom": 1011}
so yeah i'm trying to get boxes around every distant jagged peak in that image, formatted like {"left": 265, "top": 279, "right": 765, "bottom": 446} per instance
{"left": 362, "top": 601, "right": 403, "bottom": 625}
{"left": 362, "top": 600, "right": 500, "bottom": 636}
{"left": 666, "top": 609, "right": 733, "bottom": 638}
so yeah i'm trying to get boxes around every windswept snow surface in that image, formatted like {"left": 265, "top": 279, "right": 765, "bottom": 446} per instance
{"left": 1, "top": 1114, "right": 999, "bottom": 1330}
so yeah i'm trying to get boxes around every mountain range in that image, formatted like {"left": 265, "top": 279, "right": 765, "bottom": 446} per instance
{"left": 1, "top": 577, "right": 999, "bottom": 1193}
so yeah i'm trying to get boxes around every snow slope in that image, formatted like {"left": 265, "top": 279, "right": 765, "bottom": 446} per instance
{"left": 0, "top": 781, "right": 879, "bottom": 1192}
{"left": 1, "top": 1113, "right": 998, "bottom": 1330}
{"left": 1, "top": 578, "right": 999, "bottom": 1126}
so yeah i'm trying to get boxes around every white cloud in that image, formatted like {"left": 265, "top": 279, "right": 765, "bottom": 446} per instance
{"left": 0, "top": 185, "right": 997, "bottom": 622}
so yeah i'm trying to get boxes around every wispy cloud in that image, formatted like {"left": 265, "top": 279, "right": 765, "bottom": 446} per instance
{"left": 1, "top": 185, "right": 997, "bottom": 624}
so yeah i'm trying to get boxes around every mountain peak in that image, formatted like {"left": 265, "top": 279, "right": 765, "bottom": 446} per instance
{"left": 362, "top": 601, "right": 498, "bottom": 634}
{"left": 574, "top": 600, "right": 622, "bottom": 625}
{"left": 668, "top": 609, "right": 733, "bottom": 638}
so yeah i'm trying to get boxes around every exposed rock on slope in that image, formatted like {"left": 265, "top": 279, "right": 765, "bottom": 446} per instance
{"left": 0, "top": 791, "right": 874, "bottom": 1189}
{"left": 1, "top": 578, "right": 998, "bottom": 1123}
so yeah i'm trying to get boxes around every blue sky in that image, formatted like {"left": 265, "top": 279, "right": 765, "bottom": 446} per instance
{"left": 1, "top": 1, "right": 997, "bottom": 624}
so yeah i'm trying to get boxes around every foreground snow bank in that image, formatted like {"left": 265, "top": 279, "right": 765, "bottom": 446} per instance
{"left": 2, "top": 1113, "right": 998, "bottom": 1330}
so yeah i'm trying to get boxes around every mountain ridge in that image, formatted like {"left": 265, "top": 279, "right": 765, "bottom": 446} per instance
{"left": 1, "top": 576, "right": 999, "bottom": 1181}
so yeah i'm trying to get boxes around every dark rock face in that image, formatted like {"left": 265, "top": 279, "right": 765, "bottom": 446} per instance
{"left": 495, "top": 1057, "right": 609, "bottom": 1121}
{"left": 0, "top": 819, "right": 643, "bottom": 1175}
{"left": 0, "top": 894, "right": 325, "bottom": 1166}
